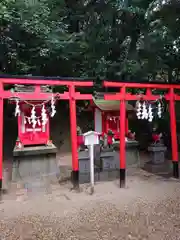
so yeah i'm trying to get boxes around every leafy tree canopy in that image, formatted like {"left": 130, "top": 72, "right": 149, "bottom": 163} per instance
{"left": 0, "top": 0, "right": 180, "bottom": 83}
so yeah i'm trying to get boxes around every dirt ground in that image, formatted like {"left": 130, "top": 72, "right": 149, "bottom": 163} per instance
{"left": 0, "top": 168, "right": 180, "bottom": 240}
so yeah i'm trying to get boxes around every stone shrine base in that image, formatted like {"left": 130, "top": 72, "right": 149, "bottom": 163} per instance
{"left": 78, "top": 141, "right": 139, "bottom": 184}
{"left": 79, "top": 169, "right": 120, "bottom": 184}
{"left": 148, "top": 144, "right": 167, "bottom": 165}
{"left": 11, "top": 144, "right": 59, "bottom": 192}
{"left": 143, "top": 159, "right": 173, "bottom": 178}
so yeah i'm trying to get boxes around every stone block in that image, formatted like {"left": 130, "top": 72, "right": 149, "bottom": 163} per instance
{"left": 114, "top": 151, "right": 120, "bottom": 169}
{"left": 79, "top": 155, "right": 101, "bottom": 173}
{"left": 101, "top": 157, "right": 117, "bottom": 170}
{"left": 94, "top": 144, "right": 101, "bottom": 166}
{"left": 12, "top": 153, "right": 59, "bottom": 183}
{"left": 114, "top": 150, "right": 139, "bottom": 168}
{"left": 150, "top": 151, "right": 165, "bottom": 164}
{"left": 148, "top": 145, "right": 167, "bottom": 165}
{"left": 79, "top": 172, "right": 99, "bottom": 184}
{"left": 2, "top": 168, "right": 10, "bottom": 191}
{"left": 99, "top": 171, "right": 109, "bottom": 181}
{"left": 79, "top": 159, "right": 90, "bottom": 173}
{"left": 108, "top": 169, "right": 119, "bottom": 180}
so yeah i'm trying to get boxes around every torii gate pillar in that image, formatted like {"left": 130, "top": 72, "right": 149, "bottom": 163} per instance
{"left": 119, "top": 87, "right": 126, "bottom": 187}
{"left": 0, "top": 83, "right": 3, "bottom": 191}
{"left": 69, "top": 85, "right": 79, "bottom": 188}
{"left": 169, "top": 88, "right": 179, "bottom": 178}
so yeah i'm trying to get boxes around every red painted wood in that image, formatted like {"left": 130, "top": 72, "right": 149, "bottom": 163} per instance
{"left": 0, "top": 83, "right": 3, "bottom": 183}
{"left": 103, "top": 81, "right": 180, "bottom": 178}
{"left": 104, "top": 81, "right": 180, "bottom": 89}
{"left": 104, "top": 93, "right": 122, "bottom": 100}
{"left": 2, "top": 91, "right": 70, "bottom": 100}
{"left": 105, "top": 113, "right": 109, "bottom": 134}
{"left": 103, "top": 111, "right": 120, "bottom": 139}
{"left": 69, "top": 85, "right": 78, "bottom": 171}
{"left": 120, "top": 87, "right": 126, "bottom": 169}
{"left": 104, "top": 93, "right": 161, "bottom": 101}
{"left": 174, "top": 94, "right": 180, "bottom": 101}
{"left": 35, "top": 85, "right": 41, "bottom": 93}
{"left": 1, "top": 78, "right": 93, "bottom": 87}
{"left": 0, "top": 78, "right": 93, "bottom": 175}
{"left": 77, "top": 135, "right": 84, "bottom": 148}
{"left": 18, "top": 103, "right": 50, "bottom": 146}
{"left": 169, "top": 88, "right": 178, "bottom": 162}
{"left": 2, "top": 91, "right": 92, "bottom": 101}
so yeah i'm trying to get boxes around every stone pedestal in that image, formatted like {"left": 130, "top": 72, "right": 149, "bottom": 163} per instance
{"left": 12, "top": 144, "right": 58, "bottom": 192}
{"left": 78, "top": 150, "right": 100, "bottom": 184}
{"left": 113, "top": 140, "right": 139, "bottom": 168}
{"left": 100, "top": 150, "right": 117, "bottom": 170}
{"left": 78, "top": 140, "right": 139, "bottom": 184}
{"left": 148, "top": 144, "right": 167, "bottom": 164}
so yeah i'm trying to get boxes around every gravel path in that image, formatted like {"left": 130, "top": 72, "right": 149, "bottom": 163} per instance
{"left": 0, "top": 171, "right": 180, "bottom": 240}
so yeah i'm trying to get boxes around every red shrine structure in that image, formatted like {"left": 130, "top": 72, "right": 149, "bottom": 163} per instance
{"left": 0, "top": 76, "right": 180, "bottom": 192}
{"left": 90, "top": 93, "right": 134, "bottom": 139}
{"left": 12, "top": 85, "right": 53, "bottom": 148}
{"left": 103, "top": 82, "right": 180, "bottom": 187}
{"left": 0, "top": 76, "right": 93, "bottom": 191}
{"left": 17, "top": 102, "right": 50, "bottom": 147}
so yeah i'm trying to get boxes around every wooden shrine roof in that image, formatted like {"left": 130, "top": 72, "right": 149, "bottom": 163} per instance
{"left": 92, "top": 92, "right": 134, "bottom": 111}
{"left": 92, "top": 98, "right": 134, "bottom": 111}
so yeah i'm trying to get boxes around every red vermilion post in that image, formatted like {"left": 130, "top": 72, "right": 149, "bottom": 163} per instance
{"left": 69, "top": 85, "right": 79, "bottom": 188}
{"left": 0, "top": 83, "right": 3, "bottom": 191}
{"left": 169, "top": 87, "right": 179, "bottom": 178}
{"left": 119, "top": 86, "right": 126, "bottom": 187}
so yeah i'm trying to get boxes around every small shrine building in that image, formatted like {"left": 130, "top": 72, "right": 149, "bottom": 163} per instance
{"left": 90, "top": 93, "right": 134, "bottom": 139}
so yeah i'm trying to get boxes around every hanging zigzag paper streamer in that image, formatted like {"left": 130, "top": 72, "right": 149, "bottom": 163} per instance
{"left": 157, "top": 102, "right": 162, "bottom": 118}
{"left": 141, "top": 102, "right": 148, "bottom": 120}
{"left": 13, "top": 96, "right": 57, "bottom": 129}
{"left": 148, "top": 104, "right": 153, "bottom": 122}
{"left": 15, "top": 99, "right": 20, "bottom": 117}
{"left": 136, "top": 96, "right": 163, "bottom": 122}
{"left": 136, "top": 101, "right": 142, "bottom": 119}
{"left": 37, "top": 119, "right": 41, "bottom": 126}
{"left": 31, "top": 106, "right": 37, "bottom": 129}
{"left": 51, "top": 96, "right": 56, "bottom": 117}
{"left": 41, "top": 104, "right": 48, "bottom": 127}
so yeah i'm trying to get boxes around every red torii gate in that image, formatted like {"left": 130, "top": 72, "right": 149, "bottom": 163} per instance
{"left": 104, "top": 81, "right": 180, "bottom": 188}
{"left": 0, "top": 77, "right": 179, "bottom": 191}
{"left": 0, "top": 77, "right": 93, "bottom": 191}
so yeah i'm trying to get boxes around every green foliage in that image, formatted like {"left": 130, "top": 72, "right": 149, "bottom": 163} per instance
{"left": 0, "top": 0, "right": 180, "bottom": 83}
